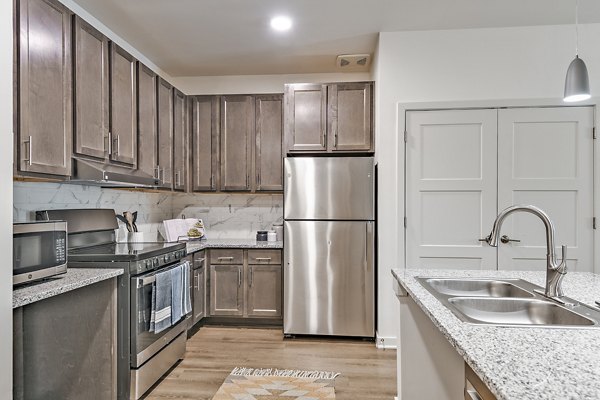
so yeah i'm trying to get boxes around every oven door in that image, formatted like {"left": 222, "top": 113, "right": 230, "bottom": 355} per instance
{"left": 130, "top": 263, "right": 188, "bottom": 368}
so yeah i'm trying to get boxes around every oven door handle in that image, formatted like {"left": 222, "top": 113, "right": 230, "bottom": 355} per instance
{"left": 136, "top": 275, "right": 156, "bottom": 288}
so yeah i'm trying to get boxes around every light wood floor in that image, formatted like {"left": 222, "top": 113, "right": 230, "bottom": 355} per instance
{"left": 145, "top": 326, "right": 397, "bottom": 400}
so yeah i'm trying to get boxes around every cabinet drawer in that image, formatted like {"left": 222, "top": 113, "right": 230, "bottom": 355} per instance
{"left": 210, "top": 249, "right": 243, "bottom": 264}
{"left": 248, "top": 250, "right": 281, "bottom": 265}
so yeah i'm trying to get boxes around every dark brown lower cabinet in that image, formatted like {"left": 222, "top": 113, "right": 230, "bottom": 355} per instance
{"left": 207, "top": 249, "right": 282, "bottom": 321}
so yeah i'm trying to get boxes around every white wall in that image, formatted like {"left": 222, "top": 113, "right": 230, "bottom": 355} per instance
{"left": 1, "top": 0, "right": 13, "bottom": 395}
{"left": 171, "top": 72, "right": 371, "bottom": 95}
{"left": 375, "top": 23, "right": 600, "bottom": 342}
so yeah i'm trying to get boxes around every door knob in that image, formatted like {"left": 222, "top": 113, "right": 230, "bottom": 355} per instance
{"left": 500, "top": 235, "right": 521, "bottom": 244}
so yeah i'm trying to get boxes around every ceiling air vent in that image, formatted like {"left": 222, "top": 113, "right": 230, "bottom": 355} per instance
{"left": 336, "top": 54, "right": 371, "bottom": 69}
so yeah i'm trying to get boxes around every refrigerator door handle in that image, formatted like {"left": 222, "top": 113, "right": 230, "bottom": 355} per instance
{"left": 366, "top": 221, "right": 374, "bottom": 272}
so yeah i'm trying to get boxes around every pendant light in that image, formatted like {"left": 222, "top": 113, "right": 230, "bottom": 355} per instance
{"left": 564, "top": 0, "right": 591, "bottom": 102}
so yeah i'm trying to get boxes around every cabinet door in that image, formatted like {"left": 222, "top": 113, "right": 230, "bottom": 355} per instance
{"left": 18, "top": 0, "right": 72, "bottom": 176}
{"left": 247, "top": 265, "right": 282, "bottom": 318}
{"left": 284, "top": 84, "right": 327, "bottom": 153}
{"left": 157, "top": 78, "right": 173, "bottom": 189}
{"left": 328, "top": 82, "right": 373, "bottom": 152}
{"left": 209, "top": 264, "right": 243, "bottom": 316}
{"left": 255, "top": 95, "right": 283, "bottom": 191}
{"left": 73, "top": 16, "right": 109, "bottom": 160}
{"left": 173, "top": 89, "right": 186, "bottom": 191}
{"left": 137, "top": 63, "right": 158, "bottom": 180}
{"left": 192, "top": 253, "right": 206, "bottom": 324}
{"left": 109, "top": 43, "right": 137, "bottom": 165}
{"left": 220, "top": 96, "right": 253, "bottom": 191}
{"left": 191, "top": 96, "right": 219, "bottom": 192}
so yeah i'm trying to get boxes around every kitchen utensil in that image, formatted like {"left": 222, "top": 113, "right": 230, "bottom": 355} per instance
{"left": 116, "top": 214, "right": 131, "bottom": 232}
{"left": 121, "top": 211, "right": 138, "bottom": 233}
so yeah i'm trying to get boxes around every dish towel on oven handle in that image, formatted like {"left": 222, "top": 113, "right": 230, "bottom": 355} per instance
{"left": 150, "top": 268, "right": 173, "bottom": 334}
{"left": 171, "top": 261, "right": 192, "bottom": 324}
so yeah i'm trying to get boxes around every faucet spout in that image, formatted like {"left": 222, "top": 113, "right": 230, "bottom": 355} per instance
{"left": 485, "top": 205, "right": 567, "bottom": 298}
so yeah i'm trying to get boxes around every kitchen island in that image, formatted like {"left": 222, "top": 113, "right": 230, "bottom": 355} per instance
{"left": 392, "top": 268, "right": 600, "bottom": 400}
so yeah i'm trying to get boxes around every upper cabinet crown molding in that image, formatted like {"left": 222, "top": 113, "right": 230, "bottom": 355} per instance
{"left": 17, "top": 0, "right": 73, "bottom": 176}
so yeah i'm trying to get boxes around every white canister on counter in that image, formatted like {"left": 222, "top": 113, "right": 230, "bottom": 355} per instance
{"left": 272, "top": 224, "right": 283, "bottom": 241}
{"left": 267, "top": 231, "right": 277, "bottom": 242}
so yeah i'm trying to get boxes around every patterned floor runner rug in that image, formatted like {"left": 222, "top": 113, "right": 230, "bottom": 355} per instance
{"left": 212, "top": 367, "right": 340, "bottom": 399}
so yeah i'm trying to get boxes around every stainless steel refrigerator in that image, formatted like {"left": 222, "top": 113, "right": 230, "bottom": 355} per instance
{"left": 283, "top": 156, "right": 375, "bottom": 337}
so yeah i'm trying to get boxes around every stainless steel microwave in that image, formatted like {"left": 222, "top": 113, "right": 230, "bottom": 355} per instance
{"left": 13, "top": 221, "right": 67, "bottom": 285}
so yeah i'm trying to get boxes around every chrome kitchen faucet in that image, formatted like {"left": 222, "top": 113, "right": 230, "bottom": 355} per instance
{"left": 484, "top": 205, "right": 568, "bottom": 299}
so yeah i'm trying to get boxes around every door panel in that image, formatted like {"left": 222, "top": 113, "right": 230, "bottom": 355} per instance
{"left": 284, "top": 84, "right": 327, "bottom": 152}
{"left": 18, "top": 0, "right": 72, "bottom": 176}
{"left": 405, "top": 109, "right": 498, "bottom": 269}
{"left": 137, "top": 63, "right": 158, "bottom": 180}
{"left": 284, "top": 157, "right": 374, "bottom": 220}
{"left": 497, "top": 107, "right": 594, "bottom": 272}
{"left": 173, "top": 89, "right": 186, "bottom": 191}
{"left": 255, "top": 95, "right": 283, "bottom": 191}
{"left": 329, "top": 82, "right": 373, "bottom": 152}
{"left": 157, "top": 78, "right": 173, "bottom": 189}
{"left": 220, "top": 96, "right": 253, "bottom": 191}
{"left": 209, "top": 264, "right": 243, "bottom": 316}
{"left": 109, "top": 44, "right": 137, "bottom": 165}
{"left": 73, "top": 16, "right": 109, "bottom": 160}
{"left": 283, "top": 220, "right": 374, "bottom": 336}
{"left": 247, "top": 265, "right": 282, "bottom": 318}
{"left": 191, "top": 96, "right": 218, "bottom": 191}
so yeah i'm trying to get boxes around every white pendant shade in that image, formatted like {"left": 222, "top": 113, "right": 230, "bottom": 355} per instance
{"left": 564, "top": 56, "right": 591, "bottom": 102}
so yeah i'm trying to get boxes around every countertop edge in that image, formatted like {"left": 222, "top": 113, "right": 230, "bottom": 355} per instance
{"left": 13, "top": 268, "right": 124, "bottom": 309}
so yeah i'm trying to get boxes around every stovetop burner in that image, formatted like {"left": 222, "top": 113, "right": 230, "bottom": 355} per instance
{"left": 69, "top": 241, "right": 186, "bottom": 262}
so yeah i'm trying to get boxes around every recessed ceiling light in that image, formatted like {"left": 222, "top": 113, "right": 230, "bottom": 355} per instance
{"left": 270, "top": 16, "right": 292, "bottom": 32}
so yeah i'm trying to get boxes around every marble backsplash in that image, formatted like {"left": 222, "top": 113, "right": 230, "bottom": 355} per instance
{"left": 171, "top": 193, "right": 283, "bottom": 239}
{"left": 13, "top": 182, "right": 283, "bottom": 240}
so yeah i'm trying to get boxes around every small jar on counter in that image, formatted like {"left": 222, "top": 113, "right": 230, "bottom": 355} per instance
{"left": 256, "top": 230, "right": 268, "bottom": 241}
{"left": 267, "top": 231, "right": 277, "bottom": 242}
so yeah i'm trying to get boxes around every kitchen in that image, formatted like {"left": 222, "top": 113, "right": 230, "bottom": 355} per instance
{"left": 4, "top": 0, "right": 600, "bottom": 399}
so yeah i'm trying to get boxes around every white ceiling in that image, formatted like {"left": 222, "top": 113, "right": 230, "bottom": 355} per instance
{"left": 72, "top": 0, "right": 600, "bottom": 77}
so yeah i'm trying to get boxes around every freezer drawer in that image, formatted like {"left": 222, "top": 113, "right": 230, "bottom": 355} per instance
{"left": 283, "top": 220, "right": 374, "bottom": 337}
{"left": 284, "top": 157, "right": 374, "bottom": 220}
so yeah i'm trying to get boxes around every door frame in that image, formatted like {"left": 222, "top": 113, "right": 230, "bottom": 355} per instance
{"left": 397, "top": 98, "right": 598, "bottom": 273}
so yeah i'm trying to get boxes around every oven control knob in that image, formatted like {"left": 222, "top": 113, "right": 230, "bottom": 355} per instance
{"left": 153, "top": 258, "right": 159, "bottom": 267}
{"left": 163, "top": 255, "right": 168, "bottom": 262}
{"left": 145, "top": 260, "right": 151, "bottom": 269}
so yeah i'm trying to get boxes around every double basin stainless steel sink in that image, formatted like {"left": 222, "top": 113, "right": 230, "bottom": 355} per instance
{"left": 417, "top": 277, "right": 600, "bottom": 328}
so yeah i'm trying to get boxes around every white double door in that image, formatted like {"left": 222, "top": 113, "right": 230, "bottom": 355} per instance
{"left": 405, "top": 106, "right": 594, "bottom": 271}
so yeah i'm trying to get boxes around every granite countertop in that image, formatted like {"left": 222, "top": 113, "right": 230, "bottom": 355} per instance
{"left": 392, "top": 268, "right": 600, "bottom": 400}
{"left": 186, "top": 238, "right": 283, "bottom": 254}
{"left": 14, "top": 268, "right": 123, "bottom": 308}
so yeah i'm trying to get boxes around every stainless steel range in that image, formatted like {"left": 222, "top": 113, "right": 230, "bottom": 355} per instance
{"left": 36, "top": 209, "right": 189, "bottom": 400}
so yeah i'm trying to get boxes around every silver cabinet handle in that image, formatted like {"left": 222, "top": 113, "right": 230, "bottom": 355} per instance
{"left": 194, "top": 272, "right": 199, "bottom": 291}
{"left": 113, "top": 134, "right": 120, "bottom": 155}
{"left": 218, "top": 257, "right": 234, "bottom": 261}
{"left": 465, "top": 389, "right": 483, "bottom": 400}
{"left": 237, "top": 268, "right": 242, "bottom": 287}
{"left": 249, "top": 267, "right": 253, "bottom": 287}
{"left": 500, "top": 235, "right": 521, "bottom": 244}
{"left": 334, "top": 133, "right": 338, "bottom": 148}
{"left": 23, "top": 136, "right": 32, "bottom": 166}
{"left": 107, "top": 132, "right": 113, "bottom": 155}
{"left": 154, "top": 166, "right": 160, "bottom": 180}
{"left": 255, "top": 257, "right": 271, "bottom": 262}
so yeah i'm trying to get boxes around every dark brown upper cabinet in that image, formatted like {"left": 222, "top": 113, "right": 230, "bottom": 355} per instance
{"left": 220, "top": 96, "right": 254, "bottom": 191}
{"left": 109, "top": 43, "right": 137, "bottom": 165}
{"left": 173, "top": 89, "right": 187, "bottom": 191}
{"left": 191, "top": 96, "right": 219, "bottom": 192}
{"left": 255, "top": 95, "right": 283, "bottom": 191}
{"left": 137, "top": 63, "right": 159, "bottom": 180}
{"left": 328, "top": 82, "right": 373, "bottom": 152}
{"left": 284, "top": 84, "right": 327, "bottom": 153}
{"left": 157, "top": 77, "right": 173, "bottom": 189}
{"left": 17, "top": 0, "right": 73, "bottom": 176}
{"left": 73, "top": 16, "right": 109, "bottom": 160}
{"left": 284, "top": 81, "right": 374, "bottom": 154}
